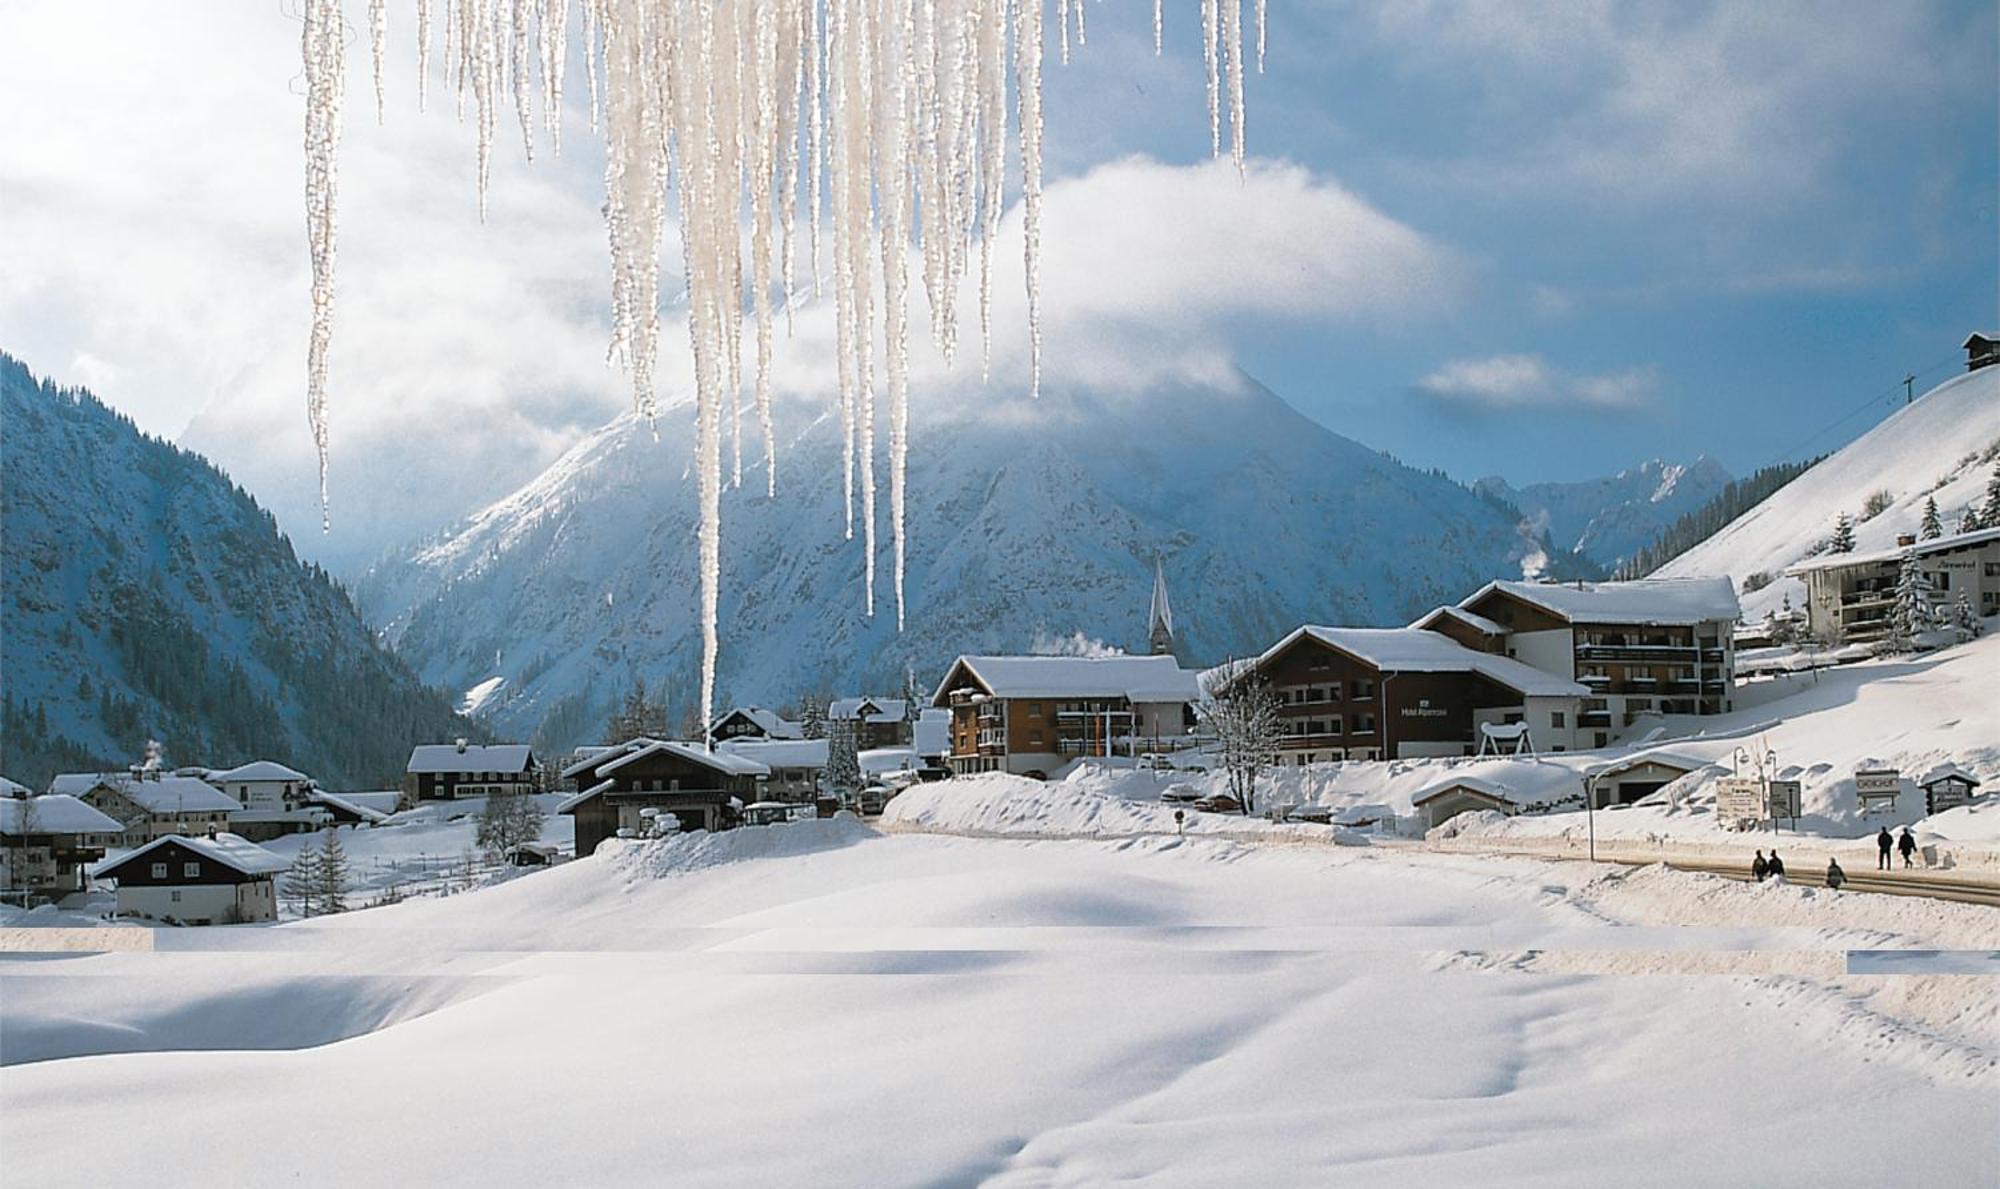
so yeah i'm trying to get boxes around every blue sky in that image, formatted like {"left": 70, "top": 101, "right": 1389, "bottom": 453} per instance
{"left": 0, "top": 0, "right": 1993, "bottom": 564}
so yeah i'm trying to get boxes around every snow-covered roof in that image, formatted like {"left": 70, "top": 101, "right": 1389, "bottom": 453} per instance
{"left": 0, "top": 795, "right": 123, "bottom": 835}
{"left": 1409, "top": 605, "right": 1505, "bottom": 635}
{"left": 1582, "top": 747, "right": 1710, "bottom": 780}
{"left": 709, "top": 706, "right": 805, "bottom": 739}
{"left": 1261, "top": 627, "right": 1589, "bottom": 698}
{"left": 0, "top": 775, "right": 30, "bottom": 798}
{"left": 1784, "top": 525, "right": 2000, "bottom": 575}
{"left": 859, "top": 747, "right": 919, "bottom": 775}
{"left": 913, "top": 708, "right": 950, "bottom": 758}
{"left": 92, "top": 832, "right": 291, "bottom": 879}
{"left": 935, "top": 655, "right": 1201, "bottom": 704}
{"left": 556, "top": 778, "right": 618, "bottom": 815}
{"left": 1918, "top": 762, "right": 1982, "bottom": 788}
{"left": 1465, "top": 577, "right": 1740, "bottom": 626}
{"left": 407, "top": 743, "right": 534, "bottom": 774}
{"left": 1963, "top": 332, "right": 1999, "bottom": 346}
{"left": 207, "top": 760, "right": 310, "bottom": 784}
{"left": 829, "top": 696, "right": 908, "bottom": 722}
{"left": 567, "top": 738, "right": 771, "bottom": 783}
{"left": 717, "top": 737, "right": 829, "bottom": 768}
{"left": 89, "top": 774, "right": 240, "bottom": 815}
{"left": 307, "top": 789, "right": 392, "bottom": 824}
{"left": 1412, "top": 777, "right": 1516, "bottom": 807}
{"left": 48, "top": 771, "right": 127, "bottom": 797}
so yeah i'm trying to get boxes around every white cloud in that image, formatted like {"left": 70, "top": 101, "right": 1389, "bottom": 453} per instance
{"left": 1415, "top": 354, "right": 1654, "bottom": 412}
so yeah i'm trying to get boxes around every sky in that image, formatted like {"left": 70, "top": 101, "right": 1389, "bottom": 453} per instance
{"left": 1, "top": 0, "right": 1994, "bottom": 571}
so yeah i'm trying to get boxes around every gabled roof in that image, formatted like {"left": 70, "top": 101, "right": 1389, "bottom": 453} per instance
{"left": 1785, "top": 525, "right": 2000, "bottom": 575}
{"left": 306, "top": 789, "right": 392, "bottom": 824}
{"left": 933, "top": 655, "right": 1201, "bottom": 704}
{"left": 208, "top": 760, "right": 310, "bottom": 784}
{"left": 1964, "top": 332, "right": 2000, "bottom": 347}
{"left": 407, "top": 743, "right": 534, "bottom": 775}
{"left": 1254, "top": 627, "right": 1589, "bottom": 698}
{"left": 1412, "top": 777, "right": 1516, "bottom": 808}
{"left": 564, "top": 738, "right": 770, "bottom": 783}
{"left": 708, "top": 706, "right": 804, "bottom": 739}
{"left": 1918, "top": 762, "right": 1982, "bottom": 788}
{"left": 717, "top": 737, "right": 830, "bottom": 768}
{"left": 0, "top": 795, "right": 124, "bottom": 835}
{"left": 556, "top": 778, "right": 618, "bottom": 815}
{"left": 49, "top": 771, "right": 128, "bottom": 797}
{"left": 1463, "top": 577, "right": 1740, "bottom": 626}
{"left": 0, "top": 775, "right": 30, "bottom": 798}
{"left": 87, "top": 774, "right": 240, "bottom": 815}
{"left": 1583, "top": 747, "right": 1710, "bottom": 781}
{"left": 91, "top": 832, "right": 290, "bottom": 879}
{"left": 1409, "top": 605, "right": 1505, "bottom": 635}
{"left": 829, "top": 696, "right": 908, "bottom": 723}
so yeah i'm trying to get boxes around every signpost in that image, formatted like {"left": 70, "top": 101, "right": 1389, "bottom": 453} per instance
{"left": 1854, "top": 768, "right": 1902, "bottom": 817}
{"left": 1715, "top": 777, "right": 1765, "bottom": 825}
{"left": 1765, "top": 779, "right": 1801, "bottom": 829}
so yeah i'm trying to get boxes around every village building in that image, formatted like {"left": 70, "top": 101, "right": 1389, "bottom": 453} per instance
{"left": 560, "top": 740, "right": 769, "bottom": 856}
{"left": 1449, "top": 577, "right": 1741, "bottom": 742}
{"left": 91, "top": 832, "right": 289, "bottom": 925}
{"left": 207, "top": 760, "right": 328, "bottom": 841}
{"left": 1964, "top": 331, "right": 1999, "bottom": 372}
{"left": 933, "top": 654, "right": 1201, "bottom": 778}
{"left": 1, "top": 793, "right": 124, "bottom": 899}
{"left": 1787, "top": 526, "right": 2000, "bottom": 646}
{"left": 716, "top": 737, "right": 829, "bottom": 803}
{"left": 404, "top": 741, "right": 538, "bottom": 803}
{"left": 306, "top": 789, "right": 396, "bottom": 826}
{"left": 75, "top": 772, "right": 240, "bottom": 848}
{"left": 828, "top": 697, "right": 912, "bottom": 749}
{"left": 1230, "top": 626, "right": 1589, "bottom": 763}
{"left": 1582, "top": 749, "right": 1710, "bottom": 809}
{"left": 708, "top": 706, "right": 805, "bottom": 742}
{"left": 1412, "top": 777, "right": 1519, "bottom": 831}
{"left": 912, "top": 708, "right": 952, "bottom": 771}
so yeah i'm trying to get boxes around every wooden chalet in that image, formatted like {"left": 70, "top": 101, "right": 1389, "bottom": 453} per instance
{"left": 91, "top": 831, "right": 288, "bottom": 925}
{"left": 405, "top": 742, "right": 537, "bottom": 802}
{"left": 559, "top": 740, "right": 770, "bottom": 856}
{"left": 932, "top": 655, "right": 1200, "bottom": 778}
{"left": 0, "top": 793, "right": 123, "bottom": 899}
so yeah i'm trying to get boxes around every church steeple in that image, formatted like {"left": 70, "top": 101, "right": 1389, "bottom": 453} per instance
{"left": 1147, "top": 556, "right": 1175, "bottom": 656}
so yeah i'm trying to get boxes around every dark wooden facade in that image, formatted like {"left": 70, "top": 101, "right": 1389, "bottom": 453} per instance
{"left": 1459, "top": 588, "right": 1730, "bottom": 718}
{"left": 95, "top": 839, "right": 266, "bottom": 887}
{"left": 567, "top": 748, "right": 763, "bottom": 857}
{"left": 1256, "top": 634, "right": 1531, "bottom": 760}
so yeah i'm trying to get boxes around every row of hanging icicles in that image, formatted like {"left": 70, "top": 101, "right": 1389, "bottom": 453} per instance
{"left": 302, "top": 0, "right": 1263, "bottom": 732}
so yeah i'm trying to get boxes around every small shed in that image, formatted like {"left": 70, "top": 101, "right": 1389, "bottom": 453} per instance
{"left": 1918, "top": 763, "right": 1982, "bottom": 815}
{"left": 506, "top": 842, "right": 560, "bottom": 867}
{"left": 1413, "top": 777, "right": 1518, "bottom": 830}
{"left": 1963, "top": 332, "right": 1999, "bottom": 372}
{"left": 1583, "top": 750, "right": 1706, "bottom": 808}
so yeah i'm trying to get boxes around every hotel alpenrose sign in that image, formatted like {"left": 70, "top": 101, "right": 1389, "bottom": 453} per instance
{"left": 1401, "top": 700, "right": 1449, "bottom": 718}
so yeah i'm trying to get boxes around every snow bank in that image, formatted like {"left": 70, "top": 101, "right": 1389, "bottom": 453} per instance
{"left": 606, "top": 813, "right": 877, "bottom": 879}
{"left": 881, "top": 771, "right": 1368, "bottom": 846}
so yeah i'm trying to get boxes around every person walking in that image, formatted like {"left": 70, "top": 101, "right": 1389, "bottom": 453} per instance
{"left": 1751, "top": 851, "right": 1769, "bottom": 882}
{"left": 1876, "top": 826, "right": 1894, "bottom": 871}
{"left": 1825, "top": 857, "right": 1847, "bottom": 890}
{"left": 1898, "top": 827, "right": 1918, "bottom": 869}
{"left": 1767, "top": 851, "right": 1786, "bottom": 881}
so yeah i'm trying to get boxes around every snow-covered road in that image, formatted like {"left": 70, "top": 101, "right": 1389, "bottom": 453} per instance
{"left": 3, "top": 823, "right": 1994, "bottom": 1185}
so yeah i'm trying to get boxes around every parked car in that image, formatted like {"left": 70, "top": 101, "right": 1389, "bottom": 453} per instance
{"left": 1191, "top": 793, "right": 1242, "bottom": 814}
{"left": 1159, "top": 783, "right": 1202, "bottom": 805}
{"left": 857, "top": 785, "right": 891, "bottom": 815}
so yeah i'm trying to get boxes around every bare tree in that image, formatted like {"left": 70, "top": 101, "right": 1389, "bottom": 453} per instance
{"left": 1199, "top": 672, "right": 1283, "bottom": 814}
{"left": 476, "top": 789, "right": 546, "bottom": 861}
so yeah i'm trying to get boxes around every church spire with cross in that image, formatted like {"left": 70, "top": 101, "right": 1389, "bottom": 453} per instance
{"left": 1147, "top": 556, "right": 1175, "bottom": 656}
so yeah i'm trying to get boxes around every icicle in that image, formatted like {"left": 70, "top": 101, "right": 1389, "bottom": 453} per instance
{"left": 1155, "top": 0, "right": 1163, "bottom": 54}
{"left": 370, "top": 0, "right": 389, "bottom": 122}
{"left": 1016, "top": 0, "right": 1044, "bottom": 399}
{"left": 511, "top": 0, "right": 536, "bottom": 161}
{"left": 473, "top": 0, "right": 498, "bottom": 214}
{"left": 750, "top": 0, "right": 780, "bottom": 496}
{"left": 1201, "top": 0, "right": 1219, "bottom": 156}
{"left": 584, "top": 0, "right": 603, "bottom": 132}
{"left": 1072, "top": 0, "right": 1086, "bottom": 50}
{"left": 880, "top": 0, "right": 913, "bottom": 630}
{"left": 417, "top": 0, "right": 434, "bottom": 111}
{"left": 1256, "top": 0, "right": 1265, "bottom": 72}
{"left": 807, "top": 0, "right": 825, "bottom": 298}
{"left": 1058, "top": 0, "right": 1070, "bottom": 65}
{"left": 541, "top": 0, "right": 568, "bottom": 151}
{"left": 302, "top": 0, "right": 344, "bottom": 530}
{"left": 976, "top": 0, "right": 1005, "bottom": 379}
{"left": 1224, "top": 0, "right": 1243, "bottom": 173}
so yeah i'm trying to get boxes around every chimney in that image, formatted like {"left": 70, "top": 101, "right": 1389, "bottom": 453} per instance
{"left": 1896, "top": 533, "right": 1916, "bottom": 547}
{"left": 455, "top": 737, "right": 469, "bottom": 754}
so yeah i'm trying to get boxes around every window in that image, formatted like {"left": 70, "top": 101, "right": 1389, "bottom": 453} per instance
{"left": 170, "top": 890, "right": 182, "bottom": 902}
{"left": 1029, "top": 703, "right": 1043, "bottom": 717}
{"left": 184, "top": 862, "right": 200, "bottom": 878}
{"left": 1551, "top": 712, "right": 1566, "bottom": 728}
{"left": 151, "top": 862, "right": 168, "bottom": 879}
{"left": 1352, "top": 680, "right": 1375, "bottom": 700}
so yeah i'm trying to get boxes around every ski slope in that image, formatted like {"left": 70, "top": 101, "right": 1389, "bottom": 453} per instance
{"left": 1656, "top": 366, "right": 2000, "bottom": 620}
{"left": 3, "top": 822, "right": 1995, "bottom": 1184}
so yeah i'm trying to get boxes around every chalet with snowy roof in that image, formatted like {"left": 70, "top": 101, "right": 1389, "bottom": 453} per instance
{"left": 91, "top": 831, "right": 288, "bottom": 925}
{"left": 716, "top": 737, "right": 828, "bottom": 804}
{"left": 1918, "top": 763, "right": 1982, "bottom": 815}
{"left": 207, "top": 760, "right": 327, "bottom": 841}
{"left": 559, "top": 740, "right": 769, "bottom": 856}
{"left": 828, "top": 697, "right": 912, "bottom": 749}
{"left": 932, "top": 655, "right": 1201, "bottom": 778}
{"left": 1581, "top": 748, "right": 1711, "bottom": 808}
{"left": 75, "top": 772, "right": 239, "bottom": 848}
{"left": 1787, "top": 526, "right": 2000, "bottom": 645}
{"left": 708, "top": 706, "right": 805, "bottom": 743}
{"left": 0, "top": 793, "right": 123, "bottom": 898}
{"left": 1964, "top": 332, "right": 1999, "bottom": 372}
{"left": 1452, "top": 577, "right": 1740, "bottom": 741}
{"left": 404, "top": 741, "right": 537, "bottom": 803}
{"left": 1412, "top": 777, "right": 1519, "bottom": 831}
{"left": 1227, "top": 626, "right": 1590, "bottom": 763}
{"left": 306, "top": 789, "right": 396, "bottom": 826}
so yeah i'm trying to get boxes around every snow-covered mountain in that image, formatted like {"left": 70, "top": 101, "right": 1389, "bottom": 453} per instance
{"left": 1479, "top": 457, "right": 1732, "bottom": 570}
{"left": 356, "top": 374, "right": 1579, "bottom": 748}
{"left": 1656, "top": 365, "right": 2000, "bottom": 619}
{"left": 0, "top": 353, "right": 475, "bottom": 788}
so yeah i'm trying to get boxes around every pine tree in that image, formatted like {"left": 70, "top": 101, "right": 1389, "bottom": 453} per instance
{"left": 1954, "top": 592, "right": 1982, "bottom": 641}
{"left": 284, "top": 845, "right": 322, "bottom": 918}
{"left": 1919, "top": 496, "right": 1943, "bottom": 540}
{"left": 1829, "top": 512, "right": 1856, "bottom": 554}
{"left": 1984, "top": 460, "right": 2000, "bottom": 529}
{"left": 316, "top": 830, "right": 350, "bottom": 914}
{"left": 825, "top": 716, "right": 862, "bottom": 798}
{"left": 1884, "top": 552, "right": 1930, "bottom": 654}
{"left": 1962, "top": 505, "right": 1983, "bottom": 534}
{"left": 799, "top": 699, "right": 826, "bottom": 740}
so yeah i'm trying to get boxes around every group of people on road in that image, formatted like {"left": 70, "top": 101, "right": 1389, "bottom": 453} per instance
{"left": 1747, "top": 826, "right": 1921, "bottom": 891}
{"left": 1877, "top": 826, "right": 1919, "bottom": 870}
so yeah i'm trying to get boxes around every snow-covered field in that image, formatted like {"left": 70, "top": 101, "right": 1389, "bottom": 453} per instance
{"left": 3, "top": 819, "right": 1994, "bottom": 1184}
